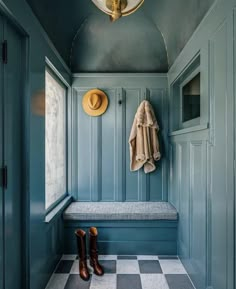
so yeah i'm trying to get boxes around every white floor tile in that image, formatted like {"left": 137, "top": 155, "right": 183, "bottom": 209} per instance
{"left": 116, "top": 260, "right": 140, "bottom": 274}
{"left": 45, "top": 274, "right": 69, "bottom": 289}
{"left": 90, "top": 274, "right": 116, "bottom": 289}
{"left": 137, "top": 255, "right": 158, "bottom": 260}
{"left": 159, "top": 259, "right": 187, "bottom": 274}
{"left": 98, "top": 255, "right": 117, "bottom": 260}
{"left": 141, "top": 274, "right": 170, "bottom": 289}
{"left": 45, "top": 255, "right": 194, "bottom": 289}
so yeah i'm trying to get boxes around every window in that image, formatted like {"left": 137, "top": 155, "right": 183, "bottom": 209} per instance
{"left": 170, "top": 54, "right": 201, "bottom": 132}
{"left": 182, "top": 72, "right": 200, "bottom": 123}
{"left": 45, "top": 69, "right": 67, "bottom": 210}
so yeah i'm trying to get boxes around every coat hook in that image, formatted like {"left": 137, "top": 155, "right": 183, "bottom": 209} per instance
{"left": 118, "top": 100, "right": 122, "bottom": 105}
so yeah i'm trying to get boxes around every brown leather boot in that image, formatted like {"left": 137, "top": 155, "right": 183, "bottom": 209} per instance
{"left": 89, "top": 227, "right": 104, "bottom": 276}
{"left": 75, "top": 229, "right": 90, "bottom": 281}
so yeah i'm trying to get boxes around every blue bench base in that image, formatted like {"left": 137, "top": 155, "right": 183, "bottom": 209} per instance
{"left": 63, "top": 220, "right": 177, "bottom": 255}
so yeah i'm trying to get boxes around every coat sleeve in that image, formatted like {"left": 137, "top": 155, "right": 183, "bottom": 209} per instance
{"left": 129, "top": 120, "right": 145, "bottom": 172}
{"left": 151, "top": 127, "right": 161, "bottom": 161}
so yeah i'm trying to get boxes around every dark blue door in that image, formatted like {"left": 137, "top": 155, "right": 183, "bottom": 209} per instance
{"left": 0, "top": 13, "right": 4, "bottom": 289}
{"left": 0, "top": 16, "right": 25, "bottom": 289}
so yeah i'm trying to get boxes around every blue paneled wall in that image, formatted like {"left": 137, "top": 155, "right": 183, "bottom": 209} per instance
{"left": 69, "top": 74, "right": 168, "bottom": 202}
{"left": 168, "top": 1, "right": 235, "bottom": 289}
{"left": 0, "top": 1, "right": 71, "bottom": 289}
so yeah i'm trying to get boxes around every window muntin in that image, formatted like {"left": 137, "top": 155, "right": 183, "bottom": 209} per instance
{"left": 45, "top": 69, "right": 67, "bottom": 210}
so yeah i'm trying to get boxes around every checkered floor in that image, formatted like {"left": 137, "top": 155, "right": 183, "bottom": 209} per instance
{"left": 45, "top": 255, "right": 196, "bottom": 289}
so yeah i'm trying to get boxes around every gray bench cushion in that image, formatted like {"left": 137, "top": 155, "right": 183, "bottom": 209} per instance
{"left": 63, "top": 202, "right": 178, "bottom": 221}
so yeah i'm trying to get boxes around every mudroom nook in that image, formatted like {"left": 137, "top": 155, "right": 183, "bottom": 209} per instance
{"left": 0, "top": 1, "right": 235, "bottom": 289}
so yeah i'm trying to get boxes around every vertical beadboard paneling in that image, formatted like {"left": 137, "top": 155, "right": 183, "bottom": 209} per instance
{"left": 168, "top": 143, "right": 174, "bottom": 204}
{"left": 140, "top": 88, "right": 149, "bottom": 201}
{"left": 170, "top": 133, "right": 208, "bottom": 289}
{"left": 208, "top": 23, "right": 228, "bottom": 288}
{"left": 100, "top": 89, "right": 117, "bottom": 201}
{"left": 189, "top": 141, "right": 207, "bottom": 289}
{"left": 149, "top": 89, "right": 168, "bottom": 201}
{"left": 209, "top": 20, "right": 227, "bottom": 289}
{"left": 70, "top": 89, "right": 78, "bottom": 199}
{"left": 208, "top": 14, "right": 234, "bottom": 289}
{"left": 125, "top": 88, "right": 142, "bottom": 201}
{"left": 178, "top": 142, "right": 190, "bottom": 262}
{"left": 91, "top": 116, "right": 100, "bottom": 201}
{"left": 76, "top": 89, "right": 93, "bottom": 201}
{"left": 116, "top": 88, "right": 126, "bottom": 201}
{"left": 169, "top": 143, "right": 178, "bottom": 207}
{"left": 71, "top": 74, "right": 168, "bottom": 202}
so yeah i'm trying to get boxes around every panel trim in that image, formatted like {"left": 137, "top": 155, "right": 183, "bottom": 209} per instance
{"left": 189, "top": 140, "right": 202, "bottom": 250}
{"left": 190, "top": 140, "right": 207, "bottom": 288}
{"left": 121, "top": 89, "right": 126, "bottom": 201}
{"left": 169, "top": 124, "right": 209, "bottom": 137}
{"left": 45, "top": 57, "right": 71, "bottom": 88}
{"left": 73, "top": 73, "right": 167, "bottom": 78}
{"left": 206, "top": 141, "right": 213, "bottom": 288}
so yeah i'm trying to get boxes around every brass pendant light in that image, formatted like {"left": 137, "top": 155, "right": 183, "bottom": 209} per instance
{"left": 92, "top": 0, "right": 144, "bottom": 22}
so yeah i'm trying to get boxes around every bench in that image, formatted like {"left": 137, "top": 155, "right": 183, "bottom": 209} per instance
{"left": 63, "top": 202, "right": 178, "bottom": 255}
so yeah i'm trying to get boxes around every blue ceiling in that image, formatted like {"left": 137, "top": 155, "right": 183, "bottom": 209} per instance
{"left": 26, "top": 0, "right": 214, "bottom": 72}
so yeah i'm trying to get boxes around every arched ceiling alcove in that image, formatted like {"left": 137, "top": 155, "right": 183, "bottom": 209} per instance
{"left": 70, "top": 11, "right": 168, "bottom": 72}
{"left": 26, "top": 0, "right": 214, "bottom": 72}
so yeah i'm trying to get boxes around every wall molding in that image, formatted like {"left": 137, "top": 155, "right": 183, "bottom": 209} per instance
{"left": 208, "top": 19, "right": 227, "bottom": 146}
{"left": 0, "top": 1, "right": 28, "bottom": 36}
{"left": 73, "top": 73, "right": 167, "bottom": 78}
{"left": 46, "top": 57, "right": 71, "bottom": 87}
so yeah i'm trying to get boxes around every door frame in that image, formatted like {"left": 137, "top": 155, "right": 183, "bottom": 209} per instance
{"left": 0, "top": 3, "right": 30, "bottom": 289}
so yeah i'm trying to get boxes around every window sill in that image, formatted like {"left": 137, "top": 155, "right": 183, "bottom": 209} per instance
{"left": 169, "top": 123, "right": 209, "bottom": 137}
{"left": 45, "top": 196, "right": 72, "bottom": 223}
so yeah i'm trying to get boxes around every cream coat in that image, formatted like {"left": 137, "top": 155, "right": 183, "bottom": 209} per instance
{"left": 129, "top": 100, "right": 161, "bottom": 173}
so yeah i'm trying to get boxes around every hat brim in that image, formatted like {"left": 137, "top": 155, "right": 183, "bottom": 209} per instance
{"left": 82, "top": 89, "right": 109, "bottom": 116}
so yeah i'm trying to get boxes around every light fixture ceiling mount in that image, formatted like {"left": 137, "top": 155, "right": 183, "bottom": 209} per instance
{"left": 92, "top": 0, "right": 144, "bottom": 22}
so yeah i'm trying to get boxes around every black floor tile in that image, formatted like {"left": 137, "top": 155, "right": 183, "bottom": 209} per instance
{"left": 117, "top": 256, "right": 137, "bottom": 260}
{"left": 165, "top": 274, "right": 195, "bottom": 289}
{"left": 117, "top": 274, "right": 142, "bottom": 289}
{"left": 99, "top": 260, "right": 116, "bottom": 274}
{"left": 55, "top": 260, "right": 74, "bottom": 274}
{"left": 64, "top": 274, "right": 91, "bottom": 289}
{"left": 139, "top": 260, "right": 162, "bottom": 274}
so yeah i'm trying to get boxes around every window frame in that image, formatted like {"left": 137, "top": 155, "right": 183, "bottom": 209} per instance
{"left": 45, "top": 64, "right": 69, "bottom": 214}
{"left": 179, "top": 67, "right": 201, "bottom": 129}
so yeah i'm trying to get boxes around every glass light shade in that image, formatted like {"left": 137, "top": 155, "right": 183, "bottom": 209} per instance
{"left": 92, "top": 0, "right": 144, "bottom": 21}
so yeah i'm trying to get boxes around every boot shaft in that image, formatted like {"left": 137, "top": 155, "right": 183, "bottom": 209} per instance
{"left": 89, "top": 227, "right": 104, "bottom": 276}
{"left": 75, "top": 229, "right": 87, "bottom": 260}
{"left": 89, "top": 227, "right": 98, "bottom": 256}
{"left": 75, "top": 229, "right": 90, "bottom": 281}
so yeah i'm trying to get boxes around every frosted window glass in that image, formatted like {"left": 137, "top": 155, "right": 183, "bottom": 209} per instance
{"left": 45, "top": 70, "right": 66, "bottom": 210}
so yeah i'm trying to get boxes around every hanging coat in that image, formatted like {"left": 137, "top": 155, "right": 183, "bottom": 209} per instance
{"left": 129, "top": 100, "right": 161, "bottom": 174}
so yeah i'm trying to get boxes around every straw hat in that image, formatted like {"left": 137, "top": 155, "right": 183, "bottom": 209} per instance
{"left": 82, "top": 89, "right": 109, "bottom": 116}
